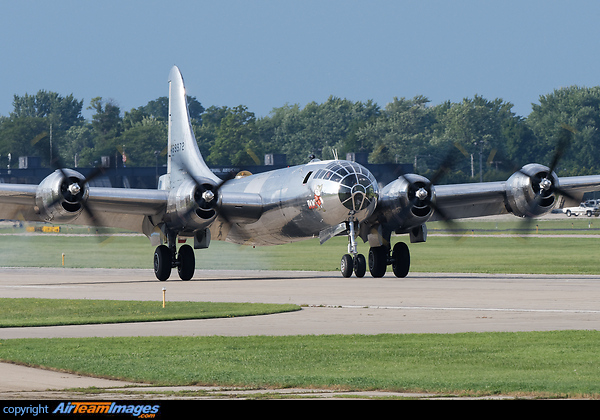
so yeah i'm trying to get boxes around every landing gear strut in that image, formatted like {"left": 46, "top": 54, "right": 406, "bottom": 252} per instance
{"left": 340, "top": 218, "right": 367, "bottom": 278}
{"left": 153, "top": 232, "right": 195, "bottom": 281}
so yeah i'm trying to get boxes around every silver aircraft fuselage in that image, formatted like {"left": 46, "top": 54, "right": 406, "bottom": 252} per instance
{"left": 213, "top": 159, "right": 379, "bottom": 246}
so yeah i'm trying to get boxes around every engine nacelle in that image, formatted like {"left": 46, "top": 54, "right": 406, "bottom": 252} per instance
{"left": 505, "top": 163, "right": 558, "bottom": 217}
{"left": 377, "top": 174, "right": 435, "bottom": 232}
{"left": 35, "top": 169, "right": 88, "bottom": 223}
{"left": 164, "top": 178, "right": 218, "bottom": 231}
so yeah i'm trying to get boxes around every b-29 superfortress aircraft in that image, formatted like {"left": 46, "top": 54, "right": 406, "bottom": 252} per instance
{"left": 2, "top": 66, "right": 600, "bottom": 281}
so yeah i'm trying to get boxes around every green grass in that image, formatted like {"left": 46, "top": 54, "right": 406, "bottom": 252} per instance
{"left": 1, "top": 227, "right": 600, "bottom": 274}
{"left": 427, "top": 217, "right": 600, "bottom": 235}
{"left": 0, "top": 331, "right": 598, "bottom": 397}
{"left": 1, "top": 220, "right": 599, "bottom": 398}
{"left": 0, "top": 298, "right": 300, "bottom": 328}
{"left": 409, "top": 236, "right": 600, "bottom": 274}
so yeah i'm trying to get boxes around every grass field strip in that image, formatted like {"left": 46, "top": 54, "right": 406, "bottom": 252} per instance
{"left": 317, "top": 304, "right": 600, "bottom": 314}
{"left": 430, "top": 233, "right": 600, "bottom": 238}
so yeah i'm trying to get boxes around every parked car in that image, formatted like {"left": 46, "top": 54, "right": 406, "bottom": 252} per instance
{"left": 560, "top": 202, "right": 600, "bottom": 217}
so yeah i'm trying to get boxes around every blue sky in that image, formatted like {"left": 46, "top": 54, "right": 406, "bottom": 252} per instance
{"left": 2, "top": 1, "right": 600, "bottom": 120}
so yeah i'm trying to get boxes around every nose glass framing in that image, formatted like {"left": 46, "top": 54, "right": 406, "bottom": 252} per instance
{"left": 312, "top": 161, "right": 378, "bottom": 212}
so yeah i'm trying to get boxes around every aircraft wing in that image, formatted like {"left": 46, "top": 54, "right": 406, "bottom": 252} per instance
{"left": 430, "top": 181, "right": 508, "bottom": 221}
{"left": 0, "top": 183, "right": 168, "bottom": 234}
{"left": 431, "top": 174, "right": 600, "bottom": 222}
{"left": 557, "top": 175, "right": 600, "bottom": 197}
{"left": 84, "top": 187, "right": 168, "bottom": 232}
{"left": 0, "top": 184, "right": 40, "bottom": 222}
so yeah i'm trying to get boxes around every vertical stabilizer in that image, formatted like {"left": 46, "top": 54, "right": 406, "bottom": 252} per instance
{"left": 166, "top": 66, "right": 219, "bottom": 189}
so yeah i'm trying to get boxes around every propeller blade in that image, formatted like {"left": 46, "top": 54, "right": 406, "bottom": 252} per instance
{"left": 426, "top": 145, "right": 468, "bottom": 237}
{"left": 548, "top": 124, "right": 575, "bottom": 174}
{"left": 37, "top": 135, "right": 112, "bottom": 240}
{"left": 391, "top": 144, "right": 469, "bottom": 238}
{"left": 428, "top": 200, "right": 466, "bottom": 237}
{"left": 177, "top": 157, "right": 238, "bottom": 225}
{"left": 81, "top": 165, "right": 107, "bottom": 187}
{"left": 515, "top": 124, "right": 575, "bottom": 237}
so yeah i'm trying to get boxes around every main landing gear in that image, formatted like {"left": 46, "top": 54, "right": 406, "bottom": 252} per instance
{"left": 342, "top": 243, "right": 410, "bottom": 278}
{"left": 153, "top": 233, "right": 195, "bottom": 281}
{"left": 340, "top": 220, "right": 411, "bottom": 278}
{"left": 381, "top": 242, "right": 410, "bottom": 278}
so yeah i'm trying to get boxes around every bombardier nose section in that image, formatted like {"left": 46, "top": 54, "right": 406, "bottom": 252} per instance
{"left": 339, "top": 172, "right": 377, "bottom": 214}
{"left": 312, "top": 161, "right": 378, "bottom": 222}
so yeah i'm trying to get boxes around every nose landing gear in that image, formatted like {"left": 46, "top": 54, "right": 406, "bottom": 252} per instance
{"left": 340, "top": 253, "right": 367, "bottom": 278}
{"left": 340, "top": 217, "right": 367, "bottom": 278}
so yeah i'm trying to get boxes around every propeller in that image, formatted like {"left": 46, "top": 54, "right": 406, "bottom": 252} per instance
{"left": 192, "top": 143, "right": 260, "bottom": 216}
{"left": 32, "top": 133, "right": 107, "bottom": 235}
{"left": 516, "top": 124, "right": 577, "bottom": 234}
{"left": 411, "top": 125, "right": 576, "bottom": 237}
{"left": 396, "top": 144, "right": 467, "bottom": 236}
{"left": 178, "top": 160, "right": 237, "bottom": 224}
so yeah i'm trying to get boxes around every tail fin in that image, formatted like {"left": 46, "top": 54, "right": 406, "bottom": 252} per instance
{"left": 165, "top": 66, "right": 219, "bottom": 189}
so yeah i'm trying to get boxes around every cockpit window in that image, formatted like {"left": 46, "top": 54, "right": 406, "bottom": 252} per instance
{"left": 329, "top": 172, "right": 342, "bottom": 182}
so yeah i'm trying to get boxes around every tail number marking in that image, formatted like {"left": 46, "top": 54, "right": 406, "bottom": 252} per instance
{"left": 171, "top": 142, "right": 185, "bottom": 154}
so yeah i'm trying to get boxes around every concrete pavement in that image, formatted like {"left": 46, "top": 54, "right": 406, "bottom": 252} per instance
{"left": 1, "top": 267, "right": 599, "bottom": 399}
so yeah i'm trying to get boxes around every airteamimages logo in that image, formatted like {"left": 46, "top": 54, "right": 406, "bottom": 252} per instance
{"left": 52, "top": 402, "right": 161, "bottom": 417}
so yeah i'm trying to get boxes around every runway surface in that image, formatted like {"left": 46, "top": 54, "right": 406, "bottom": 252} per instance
{"left": 2, "top": 267, "right": 600, "bottom": 338}
{"left": 1, "top": 267, "right": 599, "bottom": 399}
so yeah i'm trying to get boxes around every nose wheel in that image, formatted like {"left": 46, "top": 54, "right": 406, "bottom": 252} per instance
{"left": 340, "top": 253, "right": 366, "bottom": 278}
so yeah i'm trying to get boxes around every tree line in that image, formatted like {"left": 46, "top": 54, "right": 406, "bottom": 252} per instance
{"left": 2, "top": 85, "right": 600, "bottom": 184}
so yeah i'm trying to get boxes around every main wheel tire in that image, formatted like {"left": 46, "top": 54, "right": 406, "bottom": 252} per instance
{"left": 368, "top": 246, "right": 387, "bottom": 278}
{"left": 391, "top": 242, "right": 410, "bottom": 278}
{"left": 154, "top": 245, "right": 172, "bottom": 281}
{"left": 353, "top": 254, "right": 366, "bottom": 278}
{"left": 177, "top": 244, "right": 195, "bottom": 281}
{"left": 341, "top": 254, "right": 353, "bottom": 278}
